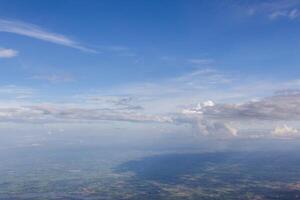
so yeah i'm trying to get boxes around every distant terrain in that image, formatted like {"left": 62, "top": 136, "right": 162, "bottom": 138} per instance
{"left": 1, "top": 142, "right": 300, "bottom": 200}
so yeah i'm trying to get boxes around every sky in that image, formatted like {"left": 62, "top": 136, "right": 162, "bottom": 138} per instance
{"left": 0, "top": 0, "right": 300, "bottom": 141}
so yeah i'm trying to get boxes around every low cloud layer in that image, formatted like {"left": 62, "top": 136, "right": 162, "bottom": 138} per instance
{"left": 0, "top": 85, "right": 299, "bottom": 138}
{"left": 0, "top": 104, "right": 172, "bottom": 124}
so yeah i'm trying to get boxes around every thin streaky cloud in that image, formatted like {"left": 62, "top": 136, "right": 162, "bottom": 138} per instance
{"left": 0, "top": 19, "right": 97, "bottom": 53}
{"left": 30, "top": 73, "right": 74, "bottom": 83}
{"left": 187, "top": 58, "right": 215, "bottom": 65}
{"left": 246, "top": 0, "right": 300, "bottom": 20}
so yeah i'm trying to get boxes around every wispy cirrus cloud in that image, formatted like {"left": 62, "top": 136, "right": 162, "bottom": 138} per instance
{"left": 269, "top": 9, "right": 300, "bottom": 20}
{"left": 30, "top": 73, "right": 74, "bottom": 83}
{"left": 0, "top": 85, "right": 34, "bottom": 99}
{"left": 187, "top": 58, "right": 215, "bottom": 65}
{"left": 0, "top": 48, "right": 18, "bottom": 58}
{"left": 0, "top": 19, "right": 97, "bottom": 53}
{"left": 246, "top": 0, "right": 300, "bottom": 20}
{"left": 85, "top": 96, "right": 143, "bottom": 111}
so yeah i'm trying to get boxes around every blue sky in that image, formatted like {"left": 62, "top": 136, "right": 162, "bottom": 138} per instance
{"left": 0, "top": 0, "right": 300, "bottom": 139}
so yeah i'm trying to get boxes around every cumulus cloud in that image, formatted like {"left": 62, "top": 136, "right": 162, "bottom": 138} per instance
{"left": 177, "top": 101, "right": 238, "bottom": 137}
{"left": 271, "top": 124, "right": 299, "bottom": 137}
{"left": 185, "top": 118, "right": 238, "bottom": 137}
{"left": 182, "top": 100, "right": 215, "bottom": 114}
{"left": 0, "top": 48, "right": 18, "bottom": 58}
{"left": 0, "top": 19, "right": 96, "bottom": 53}
{"left": 187, "top": 93, "right": 300, "bottom": 121}
{"left": 177, "top": 92, "right": 300, "bottom": 137}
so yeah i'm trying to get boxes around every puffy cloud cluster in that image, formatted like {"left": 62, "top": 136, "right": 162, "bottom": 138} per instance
{"left": 190, "top": 93, "right": 300, "bottom": 121}
{"left": 193, "top": 120, "right": 238, "bottom": 137}
{"left": 271, "top": 124, "right": 299, "bottom": 137}
{"left": 178, "top": 92, "right": 300, "bottom": 137}
{"left": 178, "top": 101, "right": 237, "bottom": 137}
{"left": 182, "top": 100, "right": 215, "bottom": 115}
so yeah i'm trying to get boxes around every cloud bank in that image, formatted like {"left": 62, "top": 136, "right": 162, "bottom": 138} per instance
{"left": 0, "top": 92, "right": 299, "bottom": 138}
{"left": 0, "top": 104, "right": 172, "bottom": 124}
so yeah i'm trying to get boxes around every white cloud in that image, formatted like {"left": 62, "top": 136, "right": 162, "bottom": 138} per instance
{"left": 1, "top": 68, "right": 300, "bottom": 139}
{"left": 187, "top": 58, "right": 214, "bottom": 65}
{"left": 0, "top": 85, "right": 34, "bottom": 99}
{"left": 271, "top": 124, "right": 299, "bottom": 137}
{"left": 85, "top": 96, "right": 143, "bottom": 110}
{"left": 289, "top": 8, "right": 300, "bottom": 19}
{"left": 0, "top": 83, "right": 300, "bottom": 139}
{"left": 182, "top": 100, "right": 215, "bottom": 115}
{"left": 30, "top": 74, "right": 74, "bottom": 83}
{"left": 246, "top": 0, "right": 300, "bottom": 20}
{"left": 183, "top": 92, "right": 300, "bottom": 121}
{"left": 0, "top": 103, "right": 172, "bottom": 124}
{"left": 0, "top": 48, "right": 18, "bottom": 58}
{"left": 0, "top": 19, "right": 96, "bottom": 53}
{"left": 176, "top": 91, "right": 300, "bottom": 137}
{"left": 269, "top": 9, "right": 300, "bottom": 20}
{"left": 175, "top": 113, "right": 238, "bottom": 137}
